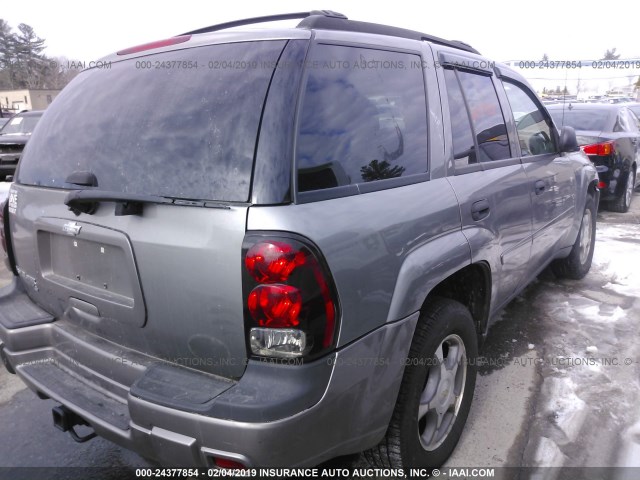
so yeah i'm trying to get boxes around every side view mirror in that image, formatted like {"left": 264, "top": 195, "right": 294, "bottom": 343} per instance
{"left": 559, "top": 126, "right": 580, "bottom": 153}
{"left": 5, "top": 175, "right": 13, "bottom": 182}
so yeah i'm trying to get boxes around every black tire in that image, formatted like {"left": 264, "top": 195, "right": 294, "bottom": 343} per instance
{"left": 363, "top": 297, "right": 478, "bottom": 469}
{"left": 607, "top": 167, "right": 635, "bottom": 213}
{"left": 551, "top": 194, "right": 596, "bottom": 279}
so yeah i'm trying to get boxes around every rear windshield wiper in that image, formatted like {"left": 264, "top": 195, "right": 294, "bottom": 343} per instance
{"left": 65, "top": 189, "right": 174, "bottom": 216}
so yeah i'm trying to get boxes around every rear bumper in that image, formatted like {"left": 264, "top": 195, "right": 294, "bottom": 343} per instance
{"left": 592, "top": 159, "right": 634, "bottom": 202}
{"left": 0, "top": 277, "right": 418, "bottom": 467}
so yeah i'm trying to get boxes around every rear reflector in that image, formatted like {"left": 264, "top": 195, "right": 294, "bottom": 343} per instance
{"left": 582, "top": 141, "right": 614, "bottom": 156}
{"left": 117, "top": 35, "right": 191, "bottom": 55}
{"left": 597, "top": 181, "right": 607, "bottom": 189}
{"left": 213, "top": 457, "right": 246, "bottom": 470}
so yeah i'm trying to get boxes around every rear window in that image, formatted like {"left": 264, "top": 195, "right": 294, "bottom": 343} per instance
{"left": 0, "top": 113, "right": 42, "bottom": 135}
{"left": 548, "top": 108, "right": 612, "bottom": 132}
{"left": 17, "top": 40, "right": 287, "bottom": 202}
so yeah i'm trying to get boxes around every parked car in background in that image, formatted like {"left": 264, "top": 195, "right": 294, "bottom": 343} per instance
{"left": 621, "top": 103, "right": 640, "bottom": 125}
{"left": 0, "top": 11, "right": 598, "bottom": 469}
{"left": 548, "top": 103, "right": 640, "bottom": 212}
{"left": 0, "top": 110, "right": 44, "bottom": 181}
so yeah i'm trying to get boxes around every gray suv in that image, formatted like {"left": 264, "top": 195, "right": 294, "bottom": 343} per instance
{"left": 0, "top": 11, "right": 599, "bottom": 469}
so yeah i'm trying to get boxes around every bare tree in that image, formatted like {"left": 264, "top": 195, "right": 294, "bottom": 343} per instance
{"left": 602, "top": 48, "right": 620, "bottom": 60}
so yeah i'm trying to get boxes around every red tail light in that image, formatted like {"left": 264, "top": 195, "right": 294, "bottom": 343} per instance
{"left": 248, "top": 285, "right": 302, "bottom": 328}
{"left": 243, "top": 235, "right": 339, "bottom": 360}
{"left": 116, "top": 35, "right": 191, "bottom": 56}
{"left": 245, "top": 242, "right": 305, "bottom": 283}
{"left": 0, "top": 199, "right": 17, "bottom": 275}
{"left": 582, "top": 141, "right": 614, "bottom": 156}
{"left": 0, "top": 201, "right": 7, "bottom": 255}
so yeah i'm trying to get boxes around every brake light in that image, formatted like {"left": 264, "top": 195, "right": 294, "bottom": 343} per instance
{"left": 597, "top": 181, "right": 607, "bottom": 189}
{"left": 0, "top": 199, "right": 17, "bottom": 275}
{"left": 582, "top": 141, "right": 614, "bottom": 156}
{"left": 116, "top": 35, "right": 191, "bottom": 56}
{"left": 243, "top": 236, "right": 339, "bottom": 360}
{"left": 0, "top": 201, "right": 6, "bottom": 255}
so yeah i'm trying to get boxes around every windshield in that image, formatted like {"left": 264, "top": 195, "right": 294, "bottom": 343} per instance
{"left": 0, "top": 113, "right": 42, "bottom": 135}
{"left": 17, "top": 40, "right": 288, "bottom": 202}
{"left": 548, "top": 108, "right": 611, "bottom": 132}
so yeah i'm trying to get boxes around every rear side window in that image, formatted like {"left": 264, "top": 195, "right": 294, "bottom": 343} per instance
{"left": 456, "top": 71, "right": 510, "bottom": 162}
{"left": 444, "top": 69, "right": 475, "bottom": 167}
{"left": 614, "top": 109, "right": 638, "bottom": 133}
{"left": 296, "top": 44, "right": 428, "bottom": 193}
{"left": 502, "top": 81, "right": 556, "bottom": 156}
{"left": 443, "top": 69, "right": 510, "bottom": 166}
{"left": 17, "top": 40, "right": 287, "bottom": 202}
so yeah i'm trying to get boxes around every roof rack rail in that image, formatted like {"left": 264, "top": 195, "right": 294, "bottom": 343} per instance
{"left": 180, "top": 10, "right": 347, "bottom": 36}
{"left": 180, "top": 11, "right": 478, "bottom": 55}
{"left": 297, "top": 16, "right": 479, "bottom": 55}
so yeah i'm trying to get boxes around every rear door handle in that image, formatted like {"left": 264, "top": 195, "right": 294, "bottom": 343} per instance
{"left": 534, "top": 180, "right": 546, "bottom": 195}
{"left": 471, "top": 199, "right": 490, "bottom": 221}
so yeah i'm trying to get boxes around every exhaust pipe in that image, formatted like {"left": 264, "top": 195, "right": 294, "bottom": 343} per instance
{"left": 52, "top": 405, "right": 97, "bottom": 443}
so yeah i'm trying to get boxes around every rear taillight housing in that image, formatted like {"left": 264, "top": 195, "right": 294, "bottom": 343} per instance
{"left": 0, "top": 201, "right": 6, "bottom": 254}
{"left": 582, "top": 141, "right": 615, "bottom": 156}
{"left": 0, "top": 199, "right": 17, "bottom": 275}
{"left": 242, "top": 234, "right": 339, "bottom": 360}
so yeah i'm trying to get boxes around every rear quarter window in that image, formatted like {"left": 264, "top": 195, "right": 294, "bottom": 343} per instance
{"left": 17, "top": 40, "right": 288, "bottom": 202}
{"left": 296, "top": 44, "right": 428, "bottom": 193}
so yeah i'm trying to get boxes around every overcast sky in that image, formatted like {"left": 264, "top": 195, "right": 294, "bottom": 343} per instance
{"left": 2, "top": 0, "right": 638, "bottom": 61}
{"left": 2, "top": 0, "right": 639, "bottom": 94}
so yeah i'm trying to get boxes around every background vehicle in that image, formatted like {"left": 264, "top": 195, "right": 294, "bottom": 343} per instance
{"left": 621, "top": 102, "right": 640, "bottom": 125}
{"left": 548, "top": 103, "right": 640, "bottom": 212}
{"left": 0, "top": 11, "right": 598, "bottom": 469}
{"left": 0, "top": 110, "right": 44, "bottom": 182}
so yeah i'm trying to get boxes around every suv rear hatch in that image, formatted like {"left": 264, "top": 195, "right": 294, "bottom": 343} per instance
{"left": 9, "top": 39, "right": 291, "bottom": 379}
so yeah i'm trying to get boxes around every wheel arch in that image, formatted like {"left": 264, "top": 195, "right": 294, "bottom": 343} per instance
{"left": 421, "top": 262, "right": 492, "bottom": 344}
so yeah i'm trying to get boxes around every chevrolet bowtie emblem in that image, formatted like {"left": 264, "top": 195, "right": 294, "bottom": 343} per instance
{"left": 63, "top": 222, "right": 82, "bottom": 236}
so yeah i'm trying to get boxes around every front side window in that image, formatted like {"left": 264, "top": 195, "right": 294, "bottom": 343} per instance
{"left": 502, "top": 81, "right": 556, "bottom": 156}
{"left": 296, "top": 44, "right": 428, "bottom": 193}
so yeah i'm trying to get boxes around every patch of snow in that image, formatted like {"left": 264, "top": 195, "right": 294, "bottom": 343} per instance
{"left": 528, "top": 343, "right": 535, "bottom": 350}
{"left": 532, "top": 436, "right": 567, "bottom": 471}
{"left": 616, "top": 418, "right": 640, "bottom": 468}
{"left": 593, "top": 224, "right": 640, "bottom": 298}
{"left": 586, "top": 346, "right": 598, "bottom": 354}
{"left": 542, "top": 377, "right": 587, "bottom": 444}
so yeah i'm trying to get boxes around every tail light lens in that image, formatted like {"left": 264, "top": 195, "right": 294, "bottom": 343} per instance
{"left": 0, "top": 201, "right": 7, "bottom": 254}
{"left": 242, "top": 234, "right": 339, "bottom": 360}
{"left": 0, "top": 199, "right": 17, "bottom": 275}
{"left": 582, "top": 141, "right": 614, "bottom": 156}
